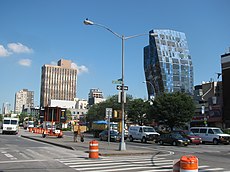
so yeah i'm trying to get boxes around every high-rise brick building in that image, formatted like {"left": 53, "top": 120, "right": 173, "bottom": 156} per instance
{"left": 40, "top": 59, "right": 77, "bottom": 107}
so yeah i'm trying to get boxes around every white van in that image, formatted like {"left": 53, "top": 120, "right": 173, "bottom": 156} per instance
{"left": 27, "top": 121, "right": 34, "bottom": 128}
{"left": 2, "top": 117, "right": 19, "bottom": 135}
{"left": 128, "top": 125, "right": 160, "bottom": 143}
{"left": 190, "top": 127, "right": 230, "bottom": 145}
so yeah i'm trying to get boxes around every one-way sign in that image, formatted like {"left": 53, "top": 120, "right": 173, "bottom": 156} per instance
{"left": 116, "top": 85, "right": 128, "bottom": 91}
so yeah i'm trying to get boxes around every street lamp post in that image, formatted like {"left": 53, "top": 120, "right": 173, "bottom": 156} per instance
{"left": 84, "top": 18, "right": 152, "bottom": 151}
{"left": 143, "top": 81, "right": 155, "bottom": 100}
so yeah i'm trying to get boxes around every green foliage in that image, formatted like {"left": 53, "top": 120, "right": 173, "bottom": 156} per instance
{"left": 19, "top": 112, "right": 28, "bottom": 123}
{"left": 223, "top": 129, "right": 230, "bottom": 134}
{"left": 87, "top": 94, "right": 133, "bottom": 125}
{"left": 152, "top": 92, "right": 195, "bottom": 129}
{"left": 66, "top": 110, "right": 72, "bottom": 121}
{"left": 126, "top": 98, "right": 152, "bottom": 125}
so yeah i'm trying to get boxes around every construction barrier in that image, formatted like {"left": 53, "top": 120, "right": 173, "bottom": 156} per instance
{"left": 180, "top": 155, "right": 198, "bottom": 172}
{"left": 89, "top": 140, "right": 99, "bottom": 159}
{"left": 28, "top": 127, "right": 33, "bottom": 132}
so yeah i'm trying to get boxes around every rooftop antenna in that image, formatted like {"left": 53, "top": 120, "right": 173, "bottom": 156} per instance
{"left": 216, "top": 73, "right": 222, "bottom": 81}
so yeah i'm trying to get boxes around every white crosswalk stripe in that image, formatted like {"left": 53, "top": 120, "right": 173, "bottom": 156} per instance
{"left": 57, "top": 156, "right": 174, "bottom": 172}
{"left": 57, "top": 155, "right": 228, "bottom": 172}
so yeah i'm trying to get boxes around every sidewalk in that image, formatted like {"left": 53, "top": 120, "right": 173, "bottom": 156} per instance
{"left": 20, "top": 129, "right": 156, "bottom": 156}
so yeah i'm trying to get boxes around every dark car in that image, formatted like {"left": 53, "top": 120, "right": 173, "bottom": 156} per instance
{"left": 99, "top": 130, "right": 121, "bottom": 142}
{"left": 157, "top": 133, "right": 190, "bottom": 146}
{"left": 172, "top": 130, "right": 202, "bottom": 145}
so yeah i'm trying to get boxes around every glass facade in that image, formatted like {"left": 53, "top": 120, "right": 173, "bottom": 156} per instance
{"left": 144, "top": 29, "right": 193, "bottom": 98}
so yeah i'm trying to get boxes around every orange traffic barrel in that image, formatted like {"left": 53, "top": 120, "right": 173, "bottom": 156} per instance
{"left": 29, "top": 127, "right": 33, "bottom": 132}
{"left": 180, "top": 155, "right": 198, "bottom": 172}
{"left": 89, "top": 140, "right": 99, "bottom": 159}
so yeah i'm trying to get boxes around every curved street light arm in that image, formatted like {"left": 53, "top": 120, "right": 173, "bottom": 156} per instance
{"left": 125, "top": 33, "right": 149, "bottom": 40}
{"left": 84, "top": 18, "right": 122, "bottom": 39}
{"left": 94, "top": 23, "right": 122, "bottom": 39}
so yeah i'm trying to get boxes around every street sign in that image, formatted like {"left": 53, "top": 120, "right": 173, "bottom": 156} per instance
{"left": 112, "top": 80, "right": 122, "bottom": 84}
{"left": 106, "top": 108, "right": 113, "bottom": 119}
{"left": 116, "top": 85, "right": 128, "bottom": 91}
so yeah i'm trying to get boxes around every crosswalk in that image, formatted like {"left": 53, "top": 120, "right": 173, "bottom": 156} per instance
{"left": 56, "top": 155, "right": 229, "bottom": 172}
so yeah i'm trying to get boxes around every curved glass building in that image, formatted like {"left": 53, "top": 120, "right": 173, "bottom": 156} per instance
{"left": 144, "top": 29, "right": 193, "bottom": 99}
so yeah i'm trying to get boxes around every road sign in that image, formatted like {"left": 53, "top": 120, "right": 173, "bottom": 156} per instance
{"left": 116, "top": 85, "right": 128, "bottom": 91}
{"left": 112, "top": 80, "right": 122, "bottom": 84}
{"left": 106, "top": 108, "right": 113, "bottom": 118}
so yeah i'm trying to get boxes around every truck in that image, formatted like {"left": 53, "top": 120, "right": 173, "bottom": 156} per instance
{"left": 91, "top": 120, "right": 118, "bottom": 138}
{"left": 2, "top": 117, "right": 19, "bottom": 135}
{"left": 128, "top": 125, "right": 160, "bottom": 143}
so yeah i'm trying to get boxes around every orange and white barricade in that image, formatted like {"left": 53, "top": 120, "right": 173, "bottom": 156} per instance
{"left": 180, "top": 155, "right": 198, "bottom": 172}
{"left": 89, "top": 140, "right": 99, "bottom": 159}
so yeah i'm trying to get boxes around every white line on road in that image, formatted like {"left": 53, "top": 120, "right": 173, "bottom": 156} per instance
{"left": 199, "top": 168, "right": 224, "bottom": 171}
{"left": 4, "top": 153, "right": 14, "bottom": 158}
{"left": 0, "top": 159, "right": 46, "bottom": 164}
{"left": 74, "top": 165, "right": 173, "bottom": 172}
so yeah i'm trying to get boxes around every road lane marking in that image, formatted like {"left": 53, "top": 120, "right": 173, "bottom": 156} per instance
{"left": 199, "top": 168, "right": 224, "bottom": 171}
{"left": 0, "top": 159, "right": 46, "bottom": 164}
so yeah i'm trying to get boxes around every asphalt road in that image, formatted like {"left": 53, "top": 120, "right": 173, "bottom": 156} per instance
{"left": 64, "top": 130, "right": 230, "bottom": 170}
{"left": 1, "top": 130, "right": 230, "bottom": 171}
{"left": 0, "top": 133, "right": 85, "bottom": 172}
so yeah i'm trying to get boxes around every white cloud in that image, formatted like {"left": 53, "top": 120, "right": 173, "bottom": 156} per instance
{"left": 18, "top": 59, "right": 32, "bottom": 67}
{"left": 71, "top": 63, "right": 89, "bottom": 74}
{"left": 7, "top": 42, "right": 33, "bottom": 54}
{"left": 0, "top": 45, "right": 11, "bottom": 57}
{"left": 50, "top": 61, "right": 57, "bottom": 66}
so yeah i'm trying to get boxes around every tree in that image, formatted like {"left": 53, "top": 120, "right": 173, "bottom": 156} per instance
{"left": 152, "top": 92, "right": 195, "bottom": 130}
{"left": 86, "top": 94, "right": 133, "bottom": 125}
{"left": 19, "top": 112, "right": 28, "bottom": 123}
{"left": 66, "top": 110, "right": 72, "bottom": 121}
{"left": 126, "top": 98, "right": 151, "bottom": 125}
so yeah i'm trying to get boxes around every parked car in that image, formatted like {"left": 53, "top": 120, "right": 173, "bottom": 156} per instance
{"left": 190, "top": 127, "right": 230, "bottom": 145}
{"left": 172, "top": 130, "right": 202, "bottom": 145}
{"left": 156, "top": 133, "right": 190, "bottom": 146}
{"left": 128, "top": 125, "right": 160, "bottom": 143}
{"left": 99, "top": 130, "right": 121, "bottom": 142}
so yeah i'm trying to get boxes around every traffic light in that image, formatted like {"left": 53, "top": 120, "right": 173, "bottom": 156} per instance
{"left": 113, "top": 110, "right": 118, "bottom": 118}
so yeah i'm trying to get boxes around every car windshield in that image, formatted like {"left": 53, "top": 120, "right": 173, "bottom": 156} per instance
{"left": 28, "top": 121, "right": 34, "bottom": 125}
{"left": 213, "top": 128, "right": 223, "bottom": 134}
{"left": 173, "top": 133, "right": 184, "bottom": 139}
{"left": 110, "top": 130, "right": 118, "bottom": 135}
{"left": 143, "top": 127, "right": 155, "bottom": 132}
{"left": 184, "top": 131, "right": 195, "bottom": 136}
{"left": 11, "top": 120, "right": 18, "bottom": 125}
{"left": 3, "top": 120, "right": 10, "bottom": 124}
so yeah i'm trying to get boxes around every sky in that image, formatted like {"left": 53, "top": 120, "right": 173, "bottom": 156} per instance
{"left": 0, "top": 0, "right": 229, "bottom": 111}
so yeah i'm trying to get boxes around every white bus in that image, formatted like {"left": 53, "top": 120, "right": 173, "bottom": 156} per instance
{"left": 2, "top": 117, "right": 19, "bottom": 135}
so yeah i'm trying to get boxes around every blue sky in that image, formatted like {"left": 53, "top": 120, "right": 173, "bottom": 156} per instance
{"left": 0, "top": 0, "right": 229, "bottom": 111}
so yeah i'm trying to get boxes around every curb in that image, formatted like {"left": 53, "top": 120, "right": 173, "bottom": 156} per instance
{"left": 20, "top": 135, "right": 161, "bottom": 157}
{"left": 21, "top": 135, "right": 75, "bottom": 150}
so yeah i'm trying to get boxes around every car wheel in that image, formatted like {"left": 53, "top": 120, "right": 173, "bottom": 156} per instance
{"left": 213, "top": 139, "right": 219, "bottom": 145}
{"left": 129, "top": 136, "right": 133, "bottom": 142}
{"left": 142, "top": 137, "right": 147, "bottom": 143}
{"left": 42, "top": 132, "right": 46, "bottom": 138}
{"left": 172, "top": 141, "right": 177, "bottom": 146}
{"left": 159, "top": 140, "right": 164, "bottom": 145}
{"left": 99, "top": 136, "right": 103, "bottom": 141}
